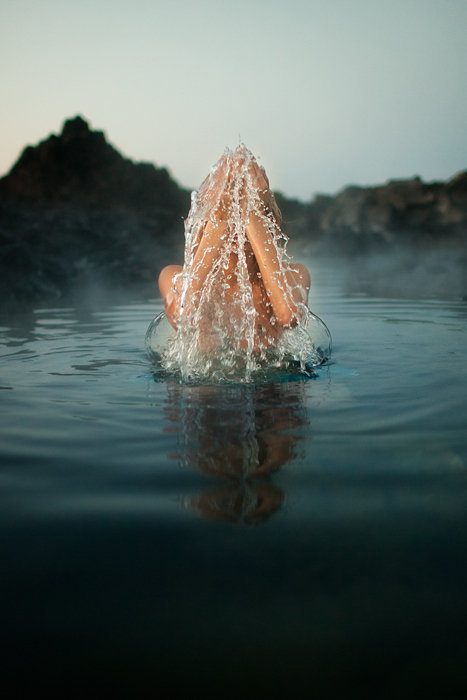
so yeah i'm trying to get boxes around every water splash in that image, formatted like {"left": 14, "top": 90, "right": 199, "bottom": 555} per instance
{"left": 146, "top": 145, "right": 331, "bottom": 382}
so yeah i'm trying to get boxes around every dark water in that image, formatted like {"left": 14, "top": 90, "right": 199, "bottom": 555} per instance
{"left": 1, "top": 262, "right": 467, "bottom": 696}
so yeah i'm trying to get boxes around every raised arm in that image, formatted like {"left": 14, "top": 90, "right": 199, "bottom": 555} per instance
{"left": 246, "top": 212, "right": 299, "bottom": 326}
{"left": 244, "top": 159, "right": 309, "bottom": 326}
{"left": 189, "top": 218, "right": 228, "bottom": 295}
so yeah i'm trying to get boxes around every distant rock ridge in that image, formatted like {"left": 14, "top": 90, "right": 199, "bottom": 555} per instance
{"left": 304, "top": 171, "right": 467, "bottom": 252}
{"left": 0, "top": 116, "right": 466, "bottom": 301}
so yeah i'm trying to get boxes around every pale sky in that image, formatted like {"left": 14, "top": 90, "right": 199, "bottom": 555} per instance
{"left": 1, "top": 0, "right": 466, "bottom": 199}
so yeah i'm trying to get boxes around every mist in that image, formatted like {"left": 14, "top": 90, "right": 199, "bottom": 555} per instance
{"left": 338, "top": 247, "right": 467, "bottom": 301}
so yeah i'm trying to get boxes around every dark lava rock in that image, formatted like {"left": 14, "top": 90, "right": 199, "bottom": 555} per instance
{"left": 0, "top": 116, "right": 190, "bottom": 302}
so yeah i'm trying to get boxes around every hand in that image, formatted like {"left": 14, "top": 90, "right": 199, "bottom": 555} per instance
{"left": 249, "top": 160, "right": 270, "bottom": 194}
{"left": 196, "top": 155, "right": 231, "bottom": 220}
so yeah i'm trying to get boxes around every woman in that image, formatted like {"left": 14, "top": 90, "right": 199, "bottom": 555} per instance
{"left": 158, "top": 149, "right": 311, "bottom": 356}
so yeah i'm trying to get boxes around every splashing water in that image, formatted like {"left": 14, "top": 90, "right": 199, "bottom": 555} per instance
{"left": 146, "top": 145, "right": 331, "bottom": 382}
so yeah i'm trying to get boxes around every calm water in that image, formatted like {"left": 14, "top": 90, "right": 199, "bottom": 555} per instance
{"left": 1, "top": 261, "right": 467, "bottom": 695}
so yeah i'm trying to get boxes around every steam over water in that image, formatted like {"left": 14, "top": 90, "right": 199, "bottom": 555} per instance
{"left": 147, "top": 146, "right": 331, "bottom": 381}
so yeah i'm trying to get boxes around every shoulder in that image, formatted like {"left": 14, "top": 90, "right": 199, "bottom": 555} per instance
{"left": 158, "top": 265, "right": 183, "bottom": 297}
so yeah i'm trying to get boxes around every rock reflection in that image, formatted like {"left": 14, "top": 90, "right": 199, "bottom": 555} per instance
{"left": 164, "top": 380, "right": 310, "bottom": 525}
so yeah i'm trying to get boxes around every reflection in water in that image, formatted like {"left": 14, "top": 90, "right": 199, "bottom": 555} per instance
{"left": 163, "top": 380, "right": 310, "bottom": 525}
{"left": 190, "top": 482, "right": 284, "bottom": 526}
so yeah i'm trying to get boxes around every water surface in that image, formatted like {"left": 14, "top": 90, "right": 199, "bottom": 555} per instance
{"left": 1, "top": 261, "right": 467, "bottom": 695}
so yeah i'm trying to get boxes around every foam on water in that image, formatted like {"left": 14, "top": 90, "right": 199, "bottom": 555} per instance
{"left": 146, "top": 145, "right": 331, "bottom": 381}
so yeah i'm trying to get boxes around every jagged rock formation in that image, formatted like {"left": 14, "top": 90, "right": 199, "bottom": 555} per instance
{"left": 0, "top": 116, "right": 190, "bottom": 301}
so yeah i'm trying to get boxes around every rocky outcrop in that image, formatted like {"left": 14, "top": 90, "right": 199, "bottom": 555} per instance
{"left": 0, "top": 116, "right": 190, "bottom": 301}
{"left": 303, "top": 172, "right": 467, "bottom": 253}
